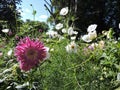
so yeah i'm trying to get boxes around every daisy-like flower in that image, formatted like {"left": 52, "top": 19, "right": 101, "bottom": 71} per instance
{"left": 87, "top": 24, "right": 97, "bottom": 33}
{"left": 55, "top": 23, "right": 63, "bottom": 30}
{"left": 14, "top": 37, "right": 49, "bottom": 71}
{"left": 60, "top": 7, "right": 68, "bottom": 16}
{"left": 65, "top": 41, "right": 77, "bottom": 53}
{"left": 2, "top": 29, "right": 9, "bottom": 33}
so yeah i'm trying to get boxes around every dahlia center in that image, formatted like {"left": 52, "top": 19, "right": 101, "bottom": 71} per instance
{"left": 26, "top": 48, "right": 38, "bottom": 60}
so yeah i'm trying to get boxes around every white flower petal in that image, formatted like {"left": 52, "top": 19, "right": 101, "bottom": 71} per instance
{"left": 7, "top": 49, "right": 12, "bottom": 56}
{"left": 60, "top": 7, "right": 68, "bottom": 16}
{"left": 88, "top": 30, "right": 97, "bottom": 40}
{"left": 55, "top": 23, "right": 63, "bottom": 30}
{"left": 62, "top": 28, "right": 67, "bottom": 33}
{"left": 68, "top": 27, "right": 74, "bottom": 35}
{"left": 87, "top": 24, "right": 97, "bottom": 33}
{"left": 81, "top": 35, "right": 92, "bottom": 42}
{"left": 2, "top": 29, "right": 9, "bottom": 33}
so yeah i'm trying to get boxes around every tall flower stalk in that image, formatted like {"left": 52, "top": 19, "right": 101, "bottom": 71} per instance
{"left": 30, "top": 4, "right": 37, "bottom": 21}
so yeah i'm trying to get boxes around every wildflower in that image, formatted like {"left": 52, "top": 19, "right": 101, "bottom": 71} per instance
{"left": 46, "top": 31, "right": 58, "bottom": 38}
{"left": 60, "top": 7, "right": 68, "bottom": 16}
{"left": 87, "top": 24, "right": 97, "bottom": 33}
{"left": 73, "top": 31, "right": 78, "bottom": 35}
{"left": 62, "top": 28, "right": 67, "bottom": 33}
{"left": 81, "top": 34, "right": 92, "bottom": 42}
{"left": 88, "top": 43, "right": 98, "bottom": 50}
{"left": 65, "top": 41, "right": 77, "bottom": 53}
{"left": 71, "top": 36, "right": 76, "bottom": 40}
{"left": 14, "top": 37, "right": 49, "bottom": 71}
{"left": 7, "top": 49, "right": 13, "bottom": 56}
{"left": 82, "top": 25, "right": 97, "bottom": 42}
{"left": 2, "top": 29, "right": 9, "bottom": 33}
{"left": 68, "top": 27, "right": 74, "bottom": 35}
{"left": 55, "top": 23, "right": 63, "bottom": 30}
{"left": 117, "top": 73, "right": 120, "bottom": 81}
{"left": 88, "top": 30, "right": 97, "bottom": 40}
{"left": 98, "top": 40, "right": 105, "bottom": 49}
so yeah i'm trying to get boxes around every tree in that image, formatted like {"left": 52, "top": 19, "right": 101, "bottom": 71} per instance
{"left": 0, "top": 0, "right": 22, "bottom": 32}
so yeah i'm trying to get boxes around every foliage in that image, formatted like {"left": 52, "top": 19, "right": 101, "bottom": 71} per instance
{"left": 0, "top": 0, "right": 120, "bottom": 90}
{"left": 0, "top": 0, "right": 22, "bottom": 32}
{"left": 46, "top": 0, "right": 120, "bottom": 38}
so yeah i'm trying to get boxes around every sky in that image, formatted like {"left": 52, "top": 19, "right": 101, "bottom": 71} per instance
{"left": 18, "top": 0, "right": 50, "bottom": 22}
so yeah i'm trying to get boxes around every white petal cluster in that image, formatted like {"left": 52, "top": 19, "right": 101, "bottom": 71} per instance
{"left": 46, "top": 31, "right": 58, "bottom": 38}
{"left": 82, "top": 24, "right": 97, "bottom": 42}
{"left": 62, "top": 28, "right": 67, "bottom": 33}
{"left": 68, "top": 27, "right": 78, "bottom": 35}
{"left": 60, "top": 7, "right": 68, "bottom": 16}
{"left": 55, "top": 23, "right": 63, "bottom": 30}
{"left": 2, "top": 29, "right": 9, "bottom": 33}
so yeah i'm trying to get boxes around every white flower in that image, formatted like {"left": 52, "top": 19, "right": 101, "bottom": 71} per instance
{"left": 117, "top": 73, "right": 120, "bottom": 81}
{"left": 46, "top": 31, "right": 58, "bottom": 38}
{"left": 88, "top": 30, "right": 97, "bottom": 40}
{"left": 7, "top": 49, "right": 12, "bottom": 56}
{"left": 98, "top": 40, "right": 105, "bottom": 49}
{"left": 62, "top": 28, "right": 67, "bottom": 33}
{"left": 60, "top": 7, "right": 68, "bottom": 16}
{"left": 91, "top": 43, "right": 98, "bottom": 48}
{"left": 71, "top": 36, "right": 76, "bottom": 40}
{"left": 73, "top": 31, "right": 78, "bottom": 35}
{"left": 68, "top": 27, "right": 74, "bottom": 35}
{"left": 2, "top": 29, "right": 9, "bottom": 33}
{"left": 43, "top": 47, "right": 50, "bottom": 60}
{"left": 65, "top": 41, "right": 77, "bottom": 53}
{"left": 87, "top": 24, "right": 97, "bottom": 33}
{"left": 55, "top": 23, "right": 63, "bottom": 30}
{"left": 81, "top": 34, "right": 92, "bottom": 42}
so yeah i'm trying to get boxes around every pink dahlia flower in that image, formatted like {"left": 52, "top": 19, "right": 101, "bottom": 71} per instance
{"left": 14, "top": 37, "right": 49, "bottom": 71}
